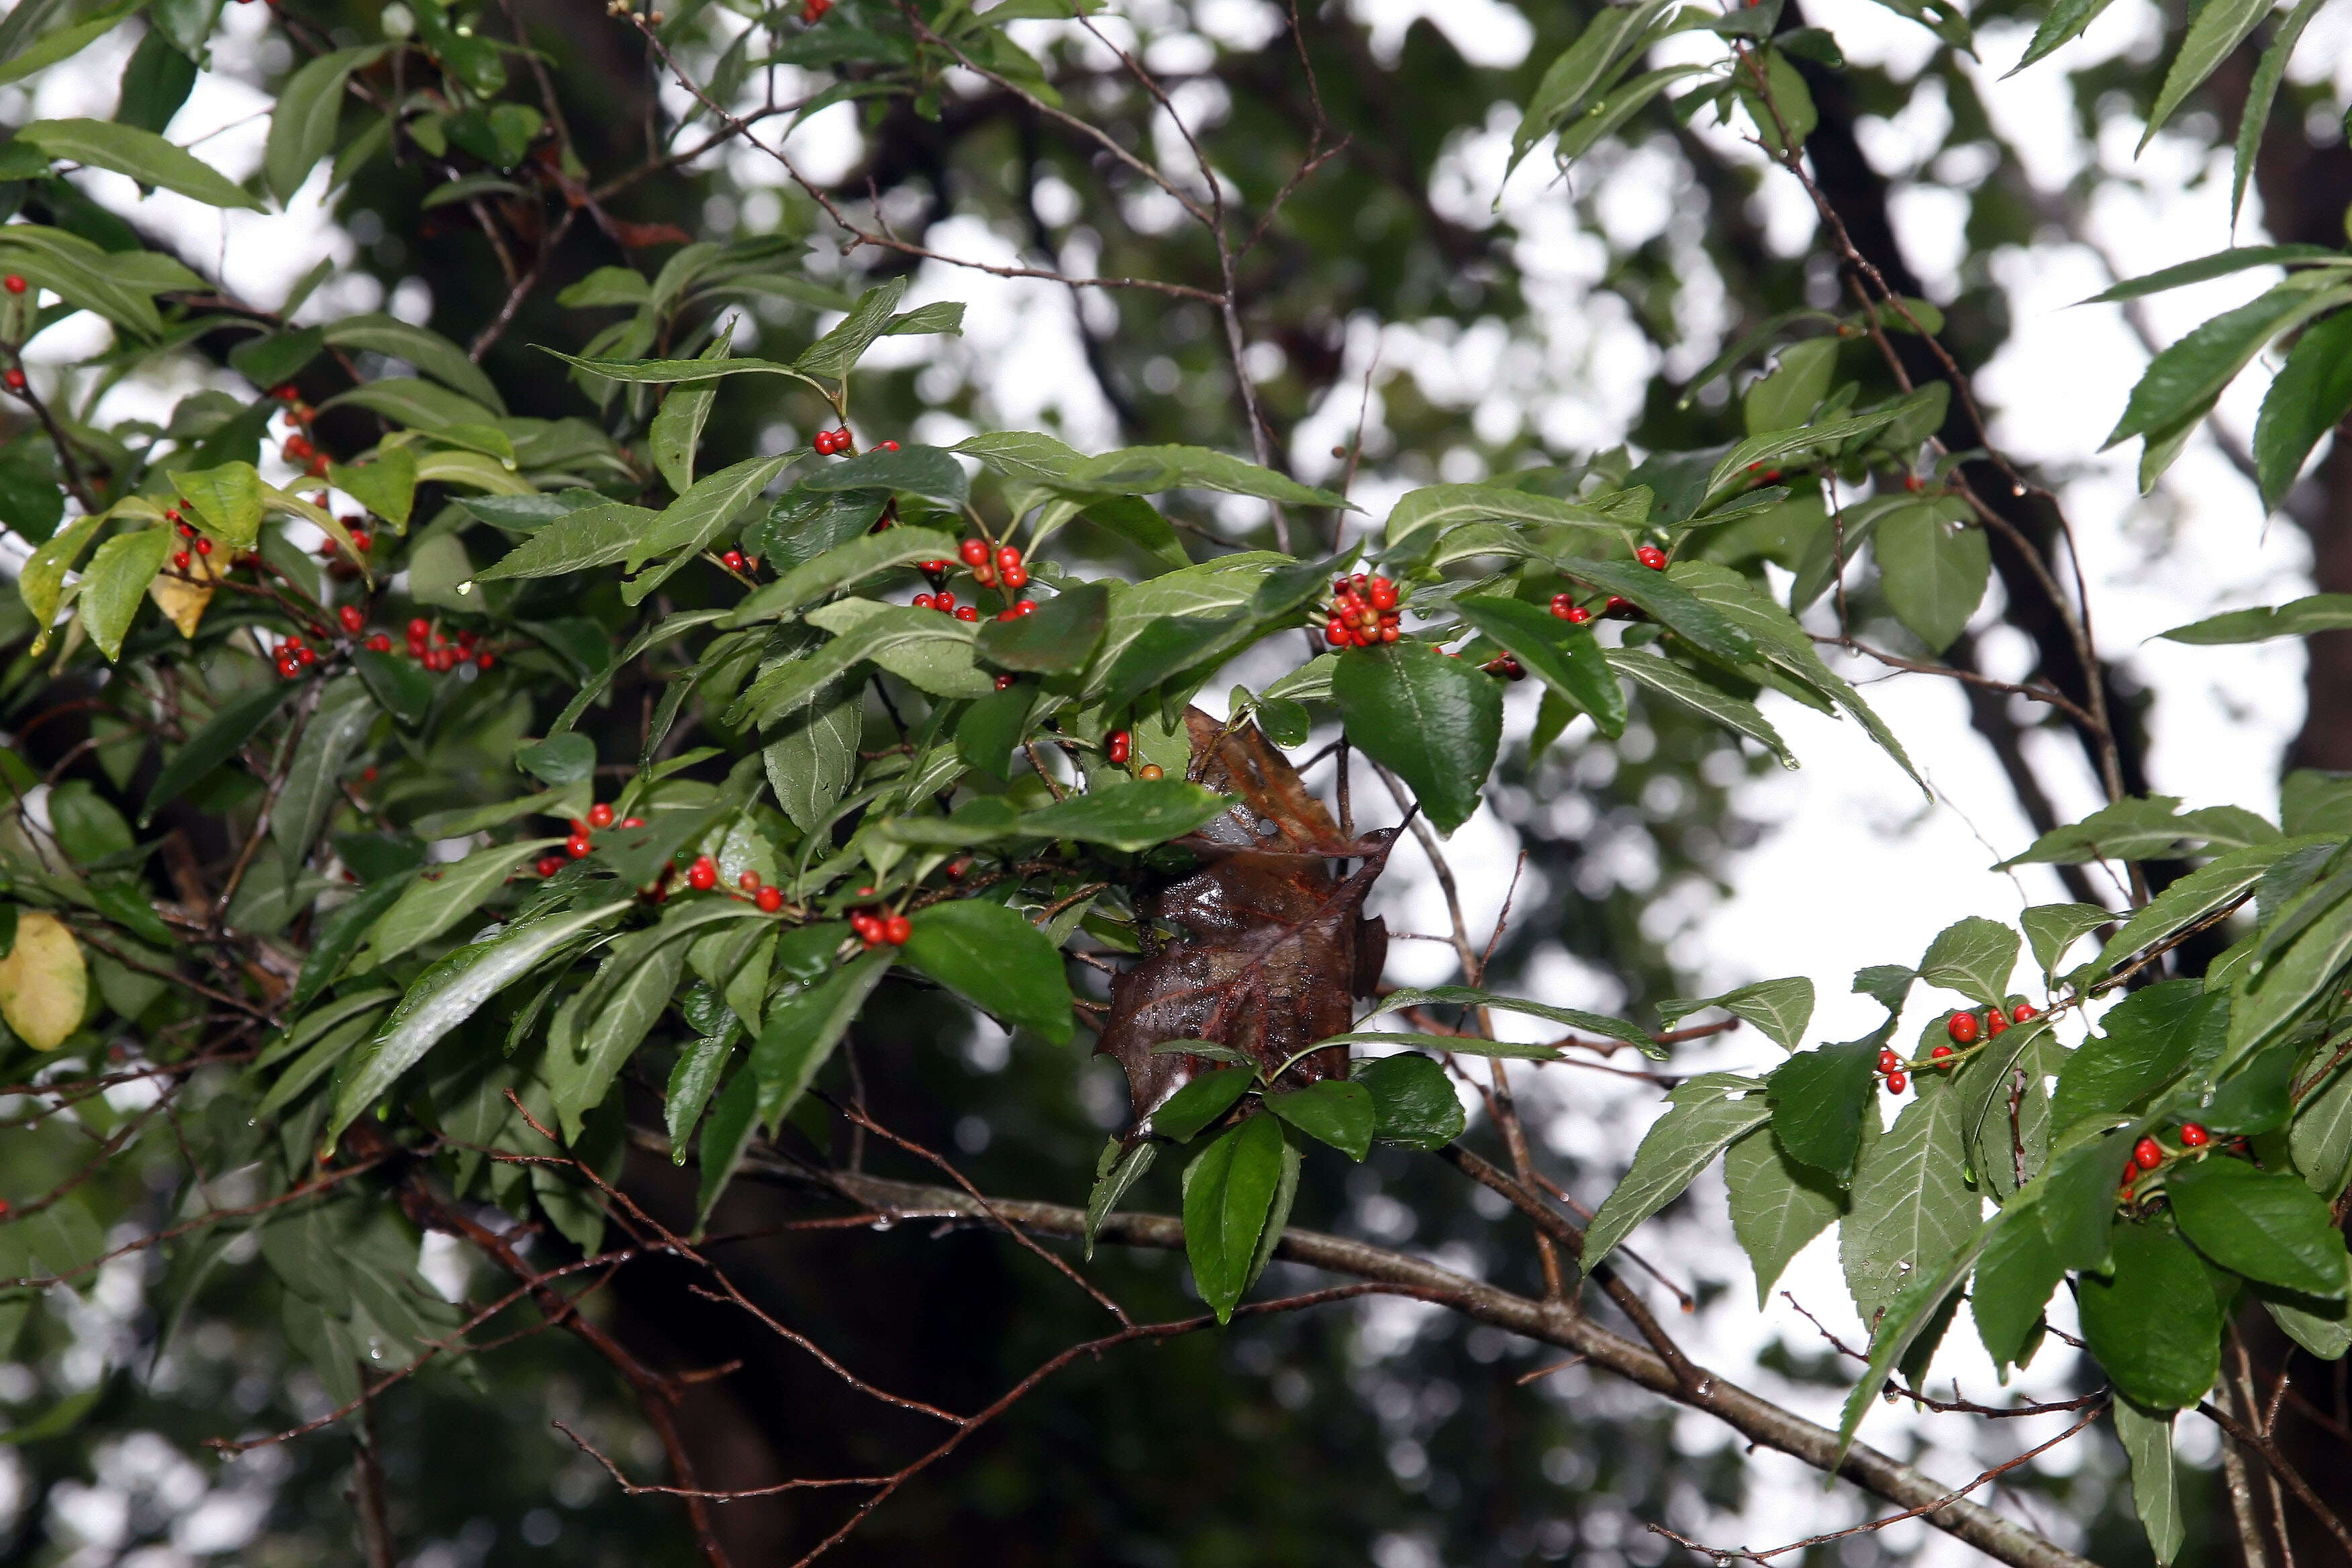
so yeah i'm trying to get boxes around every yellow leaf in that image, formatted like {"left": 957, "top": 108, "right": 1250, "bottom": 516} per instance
{"left": 0, "top": 910, "right": 87, "bottom": 1050}
{"left": 147, "top": 536, "right": 224, "bottom": 638}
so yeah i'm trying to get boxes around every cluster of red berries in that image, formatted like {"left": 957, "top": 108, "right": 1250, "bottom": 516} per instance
{"left": 2118, "top": 1124, "right": 2227, "bottom": 1199}
{"left": 401, "top": 617, "right": 496, "bottom": 673}
{"left": 810, "top": 427, "right": 855, "bottom": 455}
{"left": 914, "top": 589, "right": 981, "bottom": 622}
{"left": 1102, "top": 730, "right": 1163, "bottom": 777}
{"left": 1944, "top": 1002, "right": 2037, "bottom": 1047}
{"left": 0, "top": 278, "right": 26, "bottom": 394}
{"left": 1324, "top": 574, "right": 1401, "bottom": 647}
{"left": 534, "top": 803, "right": 647, "bottom": 877}
{"left": 848, "top": 902, "right": 912, "bottom": 948}
{"left": 166, "top": 513, "right": 221, "bottom": 574}
{"left": 314, "top": 523, "right": 374, "bottom": 560}
{"left": 273, "top": 632, "right": 321, "bottom": 679}
{"left": 1481, "top": 654, "right": 1526, "bottom": 681}
{"left": 275, "top": 387, "right": 330, "bottom": 479}
{"left": 959, "top": 538, "right": 1029, "bottom": 590}
{"left": 1549, "top": 595, "right": 1595, "bottom": 624}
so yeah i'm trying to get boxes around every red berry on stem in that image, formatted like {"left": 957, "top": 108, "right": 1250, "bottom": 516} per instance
{"left": 738, "top": 869, "right": 761, "bottom": 891}
{"left": 960, "top": 538, "right": 989, "bottom": 567}
{"left": 1946, "top": 1012, "right": 1979, "bottom": 1045}
{"left": 2180, "top": 1122, "right": 2208, "bottom": 1147}
{"left": 475, "top": 651, "right": 495, "bottom": 671}
{"left": 995, "top": 673, "right": 1015, "bottom": 690}
{"left": 1878, "top": 1048, "right": 1899, "bottom": 1071}
{"left": 367, "top": 633, "right": 391, "bottom": 652}
{"left": 722, "top": 550, "right": 747, "bottom": 572}
{"left": 1930, "top": 1043, "right": 1954, "bottom": 1067}
{"left": 2, "top": 275, "right": 23, "bottom": 295}
{"left": 537, "top": 855, "right": 563, "bottom": 877}
{"left": 172, "top": 550, "right": 191, "bottom": 571}
{"left": 620, "top": 816, "right": 644, "bottom": 829}
{"left": 2133, "top": 1136, "right": 2163, "bottom": 1171}
{"left": 1886, "top": 1071, "right": 1907, "bottom": 1095}
{"left": 195, "top": 536, "right": 213, "bottom": 556}
{"left": 3, "top": 369, "right": 24, "bottom": 392}
{"left": 2011, "top": 1002, "right": 2038, "bottom": 1023}
{"left": 339, "top": 605, "right": 365, "bottom": 633}
{"left": 914, "top": 594, "right": 936, "bottom": 611}
{"left": 1636, "top": 544, "right": 1667, "bottom": 570}
{"left": 1986, "top": 1009, "right": 2008, "bottom": 1036}
{"left": 954, "top": 606, "right": 977, "bottom": 622}
{"left": 687, "top": 856, "right": 718, "bottom": 891}
{"left": 756, "top": 885, "right": 784, "bottom": 913}
{"left": 883, "top": 914, "right": 912, "bottom": 945}
{"left": 408, "top": 618, "right": 431, "bottom": 641}
{"left": 588, "top": 803, "right": 615, "bottom": 829}
{"left": 878, "top": 439, "right": 898, "bottom": 452}
{"left": 1107, "top": 730, "right": 1132, "bottom": 765}
{"left": 567, "top": 833, "right": 594, "bottom": 859}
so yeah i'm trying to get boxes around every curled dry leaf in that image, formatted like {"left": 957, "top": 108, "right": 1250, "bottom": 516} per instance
{"left": 1097, "top": 707, "right": 1395, "bottom": 1128}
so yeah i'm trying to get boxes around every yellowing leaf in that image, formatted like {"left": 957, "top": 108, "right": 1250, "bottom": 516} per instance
{"left": 0, "top": 910, "right": 87, "bottom": 1049}
{"left": 148, "top": 533, "right": 226, "bottom": 638}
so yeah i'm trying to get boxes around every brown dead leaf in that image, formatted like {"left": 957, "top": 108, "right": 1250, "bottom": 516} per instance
{"left": 148, "top": 542, "right": 224, "bottom": 640}
{"left": 1096, "top": 707, "right": 1394, "bottom": 1129}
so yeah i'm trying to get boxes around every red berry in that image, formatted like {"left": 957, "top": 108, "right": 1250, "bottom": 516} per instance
{"left": 973, "top": 562, "right": 997, "bottom": 588}
{"left": 883, "top": 914, "right": 912, "bottom": 946}
{"left": 588, "top": 803, "right": 615, "bottom": 829}
{"left": 920, "top": 559, "right": 950, "bottom": 575}
{"left": 934, "top": 591, "right": 955, "bottom": 611}
{"left": 475, "top": 651, "right": 495, "bottom": 671}
{"left": 1878, "top": 1048, "right": 1900, "bottom": 1071}
{"left": 1326, "top": 624, "right": 1350, "bottom": 646}
{"left": 737, "top": 869, "right": 761, "bottom": 891}
{"left": 350, "top": 529, "right": 371, "bottom": 552}
{"left": 2011, "top": 1003, "right": 2038, "bottom": 1023}
{"left": 2180, "top": 1122, "right": 2208, "bottom": 1148}
{"left": 536, "top": 855, "right": 564, "bottom": 877}
{"left": 850, "top": 912, "right": 881, "bottom": 942}
{"left": 1604, "top": 595, "right": 1633, "bottom": 617}
{"left": 722, "top": 550, "right": 747, "bottom": 572}
{"left": 995, "top": 673, "right": 1015, "bottom": 690}
{"left": 1945, "top": 1012, "right": 1979, "bottom": 1045}
{"left": 2133, "top": 1136, "right": 2163, "bottom": 1171}
{"left": 828, "top": 427, "right": 852, "bottom": 452}
{"left": 408, "top": 618, "right": 431, "bottom": 640}
{"left": 2, "top": 275, "right": 23, "bottom": 295}
{"left": 277, "top": 654, "right": 299, "bottom": 677}
{"left": 960, "top": 538, "right": 989, "bottom": 567}
{"left": 1885, "top": 1071, "right": 1907, "bottom": 1095}
{"left": 996, "top": 545, "right": 1022, "bottom": 571}
{"left": 878, "top": 439, "right": 899, "bottom": 452}
{"left": 1930, "top": 1044, "right": 1954, "bottom": 1068}
{"left": 568, "top": 833, "right": 594, "bottom": 859}
{"left": 1986, "top": 1009, "right": 2008, "bottom": 1036}
{"left": 687, "top": 855, "right": 718, "bottom": 891}
{"left": 195, "top": 536, "right": 213, "bottom": 556}
{"left": 338, "top": 605, "right": 365, "bottom": 633}
{"left": 284, "top": 435, "right": 313, "bottom": 461}
{"left": 1636, "top": 544, "right": 1667, "bottom": 570}
{"left": 1001, "top": 564, "right": 1028, "bottom": 589}
{"left": 294, "top": 644, "right": 315, "bottom": 665}
{"left": 756, "top": 885, "right": 784, "bottom": 913}
{"left": 620, "top": 817, "right": 644, "bottom": 829}
{"left": 3, "top": 369, "right": 24, "bottom": 392}
{"left": 172, "top": 550, "right": 191, "bottom": 571}
{"left": 1014, "top": 599, "right": 1036, "bottom": 616}
{"left": 366, "top": 633, "right": 391, "bottom": 652}
{"left": 954, "top": 606, "right": 977, "bottom": 622}
{"left": 174, "top": 518, "right": 191, "bottom": 534}
{"left": 914, "top": 594, "right": 936, "bottom": 611}
{"left": 1107, "top": 730, "right": 1132, "bottom": 765}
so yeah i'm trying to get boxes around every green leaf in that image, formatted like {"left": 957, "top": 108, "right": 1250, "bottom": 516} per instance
{"left": 545, "top": 348, "right": 807, "bottom": 385}
{"left": 2077, "top": 1222, "right": 2223, "bottom": 1410}
{"left": 726, "top": 527, "right": 961, "bottom": 624}
{"left": 2010, "top": 0, "right": 2117, "bottom": 71}
{"left": 1724, "top": 1126, "right": 1845, "bottom": 1306}
{"left": 623, "top": 455, "right": 791, "bottom": 603}
{"left": 273, "top": 681, "right": 373, "bottom": 871}
{"left": 1608, "top": 650, "right": 1795, "bottom": 769}
{"left": 2107, "top": 278, "right": 2351, "bottom": 448}
{"left": 1060, "top": 444, "right": 1350, "bottom": 510}
{"left": 1839, "top": 1078, "right": 1981, "bottom": 1322}
{"left": 2090, "top": 840, "right": 2291, "bottom": 979}
{"left": 1150, "top": 1066, "right": 1254, "bottom": 1142}
{"left": 2051, "top": 982, "right": 2222, "bottom": 1131}
{"left": 975, "top": 581, "right": 1108, "bottom": 673}
{"left": 1182, "top": 1114, "right": 1287, "bottom": 1322}
{"left": 2114, "top": 1398, "right": 2186, "bottom": 1566}
{"left": 1018, "top": 780, "right": 1232, "bottom": 852}
{"left": 1505, "top": 0, "right": 1681, "bottom": 175}
{"left": 1369, "top": 985, "right": 1657, "bottom": 1055}
{"left": 79, "top": 526, "right": 170, "bottom": 660}
{"left": 900, "top": 899, "right": 1073, "bottom": 1044}
{"left": 2254, "top": 1275, "right": 2352, "bottom": 1360}
{"left": 2002, "top": 794, "right": 2279, "bottom": 865}
{"left": 263, "top": 46, "right": 385, "bottom": 203}
{"left": 549, "top": 926, "right": 691, "bottom": 1138}
{"left": 1585, "top": 1073, "right": 1771, "bottom": 1266}
{"left": 1085, "top": 1138, "right": 1157, "bottom": 1258}
{"left": 750, "top": 950, "right": 889, "bottom": 1130}
{"left": 694, "top": 1067, "right": 761, "bottom": 1225}
{"left": 1379, "top": 483, "right": 1634, "bottom": 563}
{"left": 2163, "top": 591, "right": 2352, "bottom": 646}
{"left": 141, "top": 679, "right": 296, "bottom": 825}
{"left": 2231, "top": 0, "right": 2326, "bottom": 226}
{"left": 1657, "top": 977, "right": 1814, "bottom": 1051}
{"left": 1766, "top": 1036, "right": 1879, "bottom": 1179}
{"left": 1453, "top": 594, "right": 1626, "bottom": 738}
{"left": 284, "top": 877, "right": 410, "bottom": 1017}
{"left": 1553, "top": 556, "right": 1756, "bottom": 665}
{"left": 1916, "top": 916, "right": 2018, "bottom": 1008}
{"left": 1832, "top": 1224, "right": 1990, "bottom": 1458}
{"left": 798, "top": 444, "right": 969, "bottom": 507}
{"left": 1742, "top": 338, "right": 1840, "bottom": 436}
{"left": 0, "top": 0, "right": 140, "bottom": 88}
{"left": 17, "top": 117, "right": 262, "bottom": 208}
{"left": 2167, "top": 1155, "right": 2351, "bottom": 1296}
{"left": 1266, "top": 1079, "right": 1373, "bottom": 1161}
{"left": 1971, "top": 1191, "right": 2065, "bottom": 1369}
{"left": 2292, "top": 1058, "right": 2352, "bottom": 1202}
{"left": 1701, "top": 409, "right": 1904, "bottom": 507}
{"left": 2253, "top": 309, "right": 2352, "bottom": 511}
{"left": 328, "top": 448, "right": 418, "bottom": 528}
{"left": 1334, "top": 642, "right": 1502, "bottom": 836}
{"left": 351, "top": 840, "right": 562, "bottom": 972}
{"left": 763, "top": 675, "right": 860, "bottom": 832}
{"left": 2022, "top": 901, "right": 2111, "bottom": 976}
{"left": 1875, "top": 504, "right": 1987, "bottom": 653}
{"left": 795, "top": 277, "right": 908, "bottom": 377}
{"left": 322, "top": 314, "right": 503, "bottom": 413}
{"left": 331, "top": 896, "right": 632, "bottom": 1137}
{"left": 352, "top": 646, "right": 434, "bottom": 728}
{"left": 1351, "top": 1052, "right": 1465, "bottom": 1150}
{"left": 733, "top": 608, "right": 989, "bottom": 726}
{"left": 666, "top": 1031, "right": 734, "bottom": 1159}
{"left": 2141, "top": 0, "right": 2271, "bottom": 149}
{"left": 170, "top": 461, "right": 265, "bottom": 549}
{"left": 2079, "top": 246, "right": 2343, "bottom": 304}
